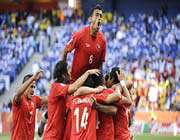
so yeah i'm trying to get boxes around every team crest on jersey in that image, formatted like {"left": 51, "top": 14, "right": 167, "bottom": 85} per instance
{"left": 97, "top": 44, "right": 101, "bottom": 49}
{"left": 85, "top": 43, "right": 90, "bottom": 48}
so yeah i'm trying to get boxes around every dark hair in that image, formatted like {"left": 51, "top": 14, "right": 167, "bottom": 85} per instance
{"left": 105, "top": 73, "right": 110, "bottom": 82}
{"left": 109, "top": 67, "right": 120, "bottom": 84}
{"left": 83, "top": 73, "right": 103, "bottom": 88}
{"left": 53, "top": 60, "right": 68, "bottom": 82}
{"left": 44, "top": 111, "right": 48, "bottom": 119}
{"left": 89, "top": 4, "right": 103, "bottom": 16}
{"left": 22, "top": 74, "right": 33, "bottom": 83}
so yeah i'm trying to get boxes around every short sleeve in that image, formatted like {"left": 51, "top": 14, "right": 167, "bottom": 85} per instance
{"left": 35, "top": 95, "right": 42, "bottom": 109}
{"left": 65, "top": 32, "right": 80, "bottom": 52}
{"left": 12, "top": 95, "right": 23, "bottom": 107}
{"left": 55, "top": 83, "right": 69, "bottom": 97}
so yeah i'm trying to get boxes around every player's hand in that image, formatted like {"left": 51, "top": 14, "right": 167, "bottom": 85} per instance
{"left": 114, "top": 85, "right": 122, "bottom": 96}
{"left": 130, "top": 134, "right": 134, "bottom": 140}
{"left": 95, "top": 86, "right": 106, "bottom": 93}
{"left": 33, "top": 69, "right": 43, "bottom": 81}
{"left": 116, "top": 69, "right": 125, "bottom": 81}
{"left": 87, "top": 69, "right": 100, "bottom": 76}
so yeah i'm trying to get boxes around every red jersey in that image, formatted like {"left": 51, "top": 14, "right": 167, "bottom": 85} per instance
{"left": 63, "top": 95, "right": 73, "bottom": 140}
{"left": 44, "top": 83, "right": 69, "bottom": 140}
{"left": 94, "top": 89, "right": 115, "bottom": 140}
{"left": 11, "top": 95, "right": 42, "bottom": 140}
{"left": 114, "top": 104, "right": 131, "bottom": 140}
{"left": 65, "top": 26, "right": 106, "bottom": 82}
{"left": 70, "top": 94, "right": 96, "bottom": 140}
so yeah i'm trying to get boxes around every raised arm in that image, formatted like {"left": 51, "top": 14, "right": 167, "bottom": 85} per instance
{"left": 115, "top": 71, "right": 132, "bottom": 105}
{"left": 62, "top": 32, "right": 79, "bottom": 62}
{"left": 74, "top": 86, "right": 106, "bottom": 96}
{"left": 68, "top": 69, "right": 100, "bottom": 94}
{"left": 14, "top": 70, "right": 43, "bottom": 103}
{"left": 62, "top": 48, "right": 69, "bottom": 62}
{"left": 104, "top": 86, "right": 122, "bottom": 104}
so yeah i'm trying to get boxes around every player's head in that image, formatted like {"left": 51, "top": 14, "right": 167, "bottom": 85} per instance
{"left": 23, "top": 74, "right": 35, "bottom": 100}
{"left": 105, "top": 67, "right": 120, "bottom": 87}
{"left": 89, "top": 4, "right": 103, "bottom": 36}
{"left": 83, "top": 73, "right": 103, "bottom": 88}
{"left": 53, "top": 60, "right": 69, "bottom": 84}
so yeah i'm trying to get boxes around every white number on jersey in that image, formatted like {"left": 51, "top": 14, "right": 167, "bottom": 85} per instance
{"left": 89, "top": 55, "right": 93, "bottom": 64}
{"left": 73, "top": 107, "right": 89, "bottom": 133}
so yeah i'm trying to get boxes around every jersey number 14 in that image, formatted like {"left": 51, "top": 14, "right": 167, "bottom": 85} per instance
{"left": 74, "top": 107, "right": 89, "bottom": 133}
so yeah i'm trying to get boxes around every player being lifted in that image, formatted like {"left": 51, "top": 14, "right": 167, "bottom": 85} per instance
{"left": 62, "top": 4, "right": 106, "bottom": 82}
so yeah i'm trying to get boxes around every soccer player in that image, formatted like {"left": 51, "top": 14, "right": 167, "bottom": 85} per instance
{"left": 62, "top": 4, "right": 106, "bottom": 82}
{"left": 11, "top": 70, "right": 48, "bottom": 140}
{"left": 70, "top": 73, "right": 120, "bottom": 140}
{"left": 106, "top": 67, "right": 134, "bottom": 140}
{"left": 72, "top": 73, "right": 124, "bottom": 140}
{"left": 38, "top": 111, "right": 48, "bottom": 137}
{"left": 43, "top": 61, "right": 100, "bottom": 140}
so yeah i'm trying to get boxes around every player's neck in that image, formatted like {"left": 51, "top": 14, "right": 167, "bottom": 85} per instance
{"left": 90, "top": 24, "right": 97, "bottom": 37}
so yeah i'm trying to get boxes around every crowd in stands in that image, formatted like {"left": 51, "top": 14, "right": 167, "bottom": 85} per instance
{"left": 0, "top": 11, "right": 53, "bottom": 95}
{"left": 1, "top": 10, "right": 180, "bottom": 111}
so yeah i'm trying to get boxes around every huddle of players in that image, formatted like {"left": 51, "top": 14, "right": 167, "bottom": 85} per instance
{"left": 39, "top": 64, "right": 134, "bottom": 140}
{"left": 11, "top": 4, "right": 134, "bottom": 140}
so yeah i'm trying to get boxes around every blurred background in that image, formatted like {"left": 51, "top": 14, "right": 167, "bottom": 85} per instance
{"left": 0, "top": 0, "right": 180, "bottom": 139}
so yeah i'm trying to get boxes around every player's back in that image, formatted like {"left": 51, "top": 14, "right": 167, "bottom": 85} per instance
{"left": 94, "top": 89, "right": 115, "bottom": 140}
{"left": 70, "top": 94, "right": 97, "bottom": 140}
{"left": 114, "top": 104, "right": 131, "bottom": 140}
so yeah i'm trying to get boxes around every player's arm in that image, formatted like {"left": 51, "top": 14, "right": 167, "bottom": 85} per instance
{"left": 116, "top": 95, "right": 132, "bottom": 105}
{"left": 14, "top": 70, "right": 43, "bottom": 104}
{"left": 103, "top": 86, "right": 122, "bottom": 104}
{"left": 41, "top": 96, "right": 48, "bottom": 106}
{"left": 38, "top": 111, "right": 48, "bottom": 137}
{"left": 92, "top": 98, "right": 117, "bottom": 115}
{"left": 62, "top": 47, "right": 70, "bottom": 62}
{"left": 74, "top": 86, "right": 106, "bottom": 96}
{"left": 68, "top": 69, "right": 100, "bottom": 94}
{"left": 99, "top": 39, "right": 106, "bottom": 71}
{"left": 62, "top": 33, "right": 79, "bottom": 62}
{"left": 115, "top": 71, "right": 132, "bottom": 105}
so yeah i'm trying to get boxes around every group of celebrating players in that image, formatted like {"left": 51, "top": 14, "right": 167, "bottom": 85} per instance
{"left": 11, "top": 4, "right": 135, "bottom": 140}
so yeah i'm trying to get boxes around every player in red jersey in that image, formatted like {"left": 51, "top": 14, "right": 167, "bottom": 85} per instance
{"left": 73, "top": 72, "right": 125, "bottom": 140}
{"left": 62, "top": 4, "right": 106, "bottom": 82}
{"left": 106, "top": 67, "right": 134, "bottom": 140}
{"left": 43, "top": 61, "right": 100, "bottom": 140}
{"left": 70, "top": 73, "right": 120, "bottom": 140}
{"left": 11, "top": 70, "right": 48, "bottom": 140}
{"left": 63, "top": 81, "right": 108, "bottom": 140}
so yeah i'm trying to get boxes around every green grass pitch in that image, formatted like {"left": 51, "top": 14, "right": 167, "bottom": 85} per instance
{"left": 1, "top": 133, "right": 180, "bottom": 140}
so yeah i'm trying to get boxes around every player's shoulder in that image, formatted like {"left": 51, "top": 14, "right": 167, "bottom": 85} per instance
{"left": 98, "top": 31, "right": 106, "bottom": 42}
{"left": 32, "top": 95, "right": 41, "bottom": 101}
{"left": 50, "top": 82, "right": 67, "bottom": 94}
{"left": 73, "top": 26, "right": 89, "bottom": 37}
{"left": 51, "top": 82, "right": 66, "bottom": 88}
